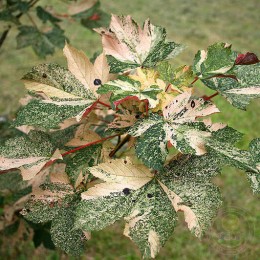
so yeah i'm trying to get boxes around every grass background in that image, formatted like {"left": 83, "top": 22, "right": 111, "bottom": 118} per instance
{"left": 0, "top": 0, "right": 260, "bottom": 259}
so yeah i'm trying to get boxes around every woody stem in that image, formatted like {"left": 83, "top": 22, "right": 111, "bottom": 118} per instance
{"left": 109, "top": 134, "right": 131, "bottom": 158}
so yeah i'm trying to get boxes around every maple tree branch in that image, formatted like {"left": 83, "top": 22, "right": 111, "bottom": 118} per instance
{"left": 109, "top": 134, "right": 131, "bottom": 158}
{"left": 203, "top": 92, "right": 219, "bottom": 101}
{"left": 190, "top": 76, "right": 199, "bottom": 85}
{"left": 44, "top": 134, "right": 120, "bottom": 169}
{"left": 97, "top": 100, "right": 111, "bottom": 108}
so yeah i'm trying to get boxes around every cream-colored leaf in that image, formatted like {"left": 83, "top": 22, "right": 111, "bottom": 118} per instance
{"left": 88, "top": 157, "right": 154, "bottom": 190}
{"left": 81, "top": 182, "right": 126, "bottom": 200}
{"left": 163, "top": 90, "right": 219, "bottom": 124}
{"left": 23, "top": 80, "right": 81, "bottom": 100}
{"left": 20, "top": 149, "right": 62, "bottom": 181}
{"left": 94, "top": 52, "right": 111, "bottom": 84}
{"left": 63, "top": 42, "right": 94, "bottom": 91}
{"left": 0, "top": 157, "right": 46, "bottom": 171}
{"left": 148, "top": 230, "right": 161, "bottom": 259}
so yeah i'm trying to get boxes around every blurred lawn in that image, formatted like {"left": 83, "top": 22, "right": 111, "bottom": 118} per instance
{"left": 0, "top": 0, "right": 260, "bottom": 259}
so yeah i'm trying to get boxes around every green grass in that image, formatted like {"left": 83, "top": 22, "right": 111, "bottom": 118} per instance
{"left": 0, "top": 0, "right": 260, "bottom": 259}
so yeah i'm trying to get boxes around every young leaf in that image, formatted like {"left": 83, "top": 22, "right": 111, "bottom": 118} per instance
{"left": 95, "top": 15, "right": 184, "bottom": 73}
{"left": 36, "top": 6, "right": 61, "bottom": 24}
{"left": 193, "top": 42, "right": 236, "bottom": 78}
{"left": 97, "top": 76, "right": 162, "bottom": 108}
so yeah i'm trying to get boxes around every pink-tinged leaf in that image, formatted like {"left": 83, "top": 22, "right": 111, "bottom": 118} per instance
{"left": 95, "top": 15, "right": 184, "bottom": 71}
{"left": 163, "top": 90, "right": 220, "bottom": 124}
{"left": 235, "top": 52, "right": 260, "bottom": 65}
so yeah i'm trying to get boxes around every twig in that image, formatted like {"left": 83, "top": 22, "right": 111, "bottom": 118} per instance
{"left": 203, "top": 92, "right": 219, "bottom": 101}
{"left": 109, "top": 134, "right": 131, "bottom": 157}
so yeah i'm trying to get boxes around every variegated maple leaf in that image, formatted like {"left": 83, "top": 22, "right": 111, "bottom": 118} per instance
{"left": 128, "top": 90, "right": 219, "bottom": 170}
{"left": 75, "top": 155, "right": 222, "bottom": 258}
{"left": 15, "top": 43, "right": 112, "bottom": 129}
{"left": 193, "top": 42, "right": 237, "bottom": 79}
{"left": 95, "top": 15, "right": 184, "bottom": 73}
{"left": 202, "top": 62, "right": 260, "bottom": 110}
{"left": 0, "top": 131, "right": 61, "bottom": 180}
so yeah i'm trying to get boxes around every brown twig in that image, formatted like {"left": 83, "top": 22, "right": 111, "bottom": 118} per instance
{"left": 109, "top": 134, "right": 131, "bottom": 158}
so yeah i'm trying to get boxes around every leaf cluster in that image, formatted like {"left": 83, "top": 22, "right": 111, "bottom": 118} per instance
{"left": 0, "top": 14, "right": 260, "bottom": 258}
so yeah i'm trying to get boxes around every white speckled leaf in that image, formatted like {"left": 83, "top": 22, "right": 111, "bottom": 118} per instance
{"left": 193, "top": 42, "right": 236, "bottom": 78}
{"left": 202, "top": 63, "right": 260, "bottom": 110}
{"left": 0, "top": 131, "right": 59, "bottom": 180}
{"left": 124, "top": 180, "right": 177, "bottom": 259}
{"left": 87, "top": 157, "right": 154, "bottom": 191}
{"left": 128, "top": 92, "right": 218, "bottom": 169}
{"left": 158, "top": 154, "right": 222, "bottom": 237}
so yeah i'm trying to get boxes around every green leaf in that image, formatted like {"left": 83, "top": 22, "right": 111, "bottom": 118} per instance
{"left": 0, "top": 130, "right": 54, "bottom": 158}
{"left": 65, "top": 144, "right": 102, "bottom": 188}
{"left": 36, "top": 6, "right": 61, "bottom": 24}
{"left": 75, "top": 193, "right": 131, "bottom": 231}
{"left": 156, "top": 61, "right": 175, "bottom": 83}
{"left": 0, "top": 171, "right": 24, "bottom": 192}
{"left": 96, "top": 15, "right": 185, "bottom": 72}
{"left": 135, "top": 122, "right": 167, "bottom": 171}
{"left": 205, "top": 128, "right": 260, "bottom": 193}
{"left": 124, "top": 180, "right": 177, "bottom": 259}
{"left": 159, "top": 180, "right": 221, "bottom": 238}
{"left": 16, "top": 25, "right": 66, "bottom": 58}
{"left": 0, "top": 9, "right": 20, "bottom": 24}
{"left": 13, "top": 99, "right": 90, "bottom": 129}
{"left": 97, "top": 76, "right": 162, "bottom": 108}
{"left": 51, "top": 207, "right": 85, "bottom": 256}
{"left": 202, "top": 63, "right": 260, "bottom": 110}
{"left": 193, "top": 42, "right": 236, "bottom": 78}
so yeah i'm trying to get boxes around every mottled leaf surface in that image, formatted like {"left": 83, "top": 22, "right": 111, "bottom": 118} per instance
{"left": 95, "top": 15, "right": 184, "bottom": 72}
{"left": 97, "top": 76, "right": 162, "bottom": 108}
{"left": 193, "top": 42, "right": 236, "bottom": 78}
{"left": 128, "top": 92, "right": 219, "bottom": 169}
{"left": 202, "top": 63, "right": 260, "bottom": 110}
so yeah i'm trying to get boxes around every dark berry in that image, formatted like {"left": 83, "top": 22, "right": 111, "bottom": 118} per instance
{"left": 123, "top": 188, "right": 131, "bottom": 195}
{"left": 191, "top": 100, "right": 196, "bottom": 108}
{"left": 42, "top": 73, "right": 47, "bottom": 78}
{"left": 135, "top": 114, "right": 140, "bottom": 119}
{"left": 94, "top": 79, "right": 102, "bottom": 85}
{"left": 147, "top": 193, "right": 153, "bottom": 198}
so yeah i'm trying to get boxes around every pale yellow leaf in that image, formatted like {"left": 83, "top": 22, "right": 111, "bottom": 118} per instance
{"left": 23, "top": 80, "right": 81, "bottom": 100}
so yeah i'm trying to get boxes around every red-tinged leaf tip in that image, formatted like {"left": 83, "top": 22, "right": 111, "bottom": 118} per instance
{"left": 89, "top": 13, "right": 101, "bottom": 21}
{"left": 235, "top": 52, "right": 260, "bottom": 65}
